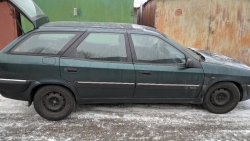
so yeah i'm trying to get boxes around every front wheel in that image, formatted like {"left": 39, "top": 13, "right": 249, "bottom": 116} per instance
{"left": 202, "top": 82, "right": 240, "bottom": 114}
{"left": 34, "top": 86, "right": 75, "bottom": 121}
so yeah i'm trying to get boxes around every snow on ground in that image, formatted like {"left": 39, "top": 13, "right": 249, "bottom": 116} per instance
{"left": 0, "top": 95, "right": 250, "bottom": 140}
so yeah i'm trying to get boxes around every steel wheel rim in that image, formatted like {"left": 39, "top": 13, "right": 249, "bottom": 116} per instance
{"left": 210, "top": 89, "right": 231, "bottom": 107}
{"left": 43, "top": 92, "right": 66, "bottom": 112}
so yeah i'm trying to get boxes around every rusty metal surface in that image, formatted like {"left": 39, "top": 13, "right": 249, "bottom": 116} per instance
{"left": 134, "top": 8, "right": 140, "bottom": 24}
{"left": 154, "top": 0, "right": 211, "bottom": 50}
{"left": 142, "top": 0, "right": 156, "bottom": 27}
{"left": 208, "top": 0, "right": 250, "bottom": 65}
{"left": 0, "top": 2, "right": 19, "bottom": 50}
{"left": 144, "top": 0, "right": 250, "bottom": 65}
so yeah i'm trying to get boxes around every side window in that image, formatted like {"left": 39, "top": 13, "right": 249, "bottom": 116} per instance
{"left": 73, "top": 33, "right": 127, "bottom": 62}
{"left": 12, "top": 33, "right": 76, "bottom": 55}
{"left": 131, "top": 34, "right": 186, "bottom": 64}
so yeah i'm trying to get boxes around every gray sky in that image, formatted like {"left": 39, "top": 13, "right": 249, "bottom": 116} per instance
{"left": 134, "top": 0, "right": 148, "bottom": 7}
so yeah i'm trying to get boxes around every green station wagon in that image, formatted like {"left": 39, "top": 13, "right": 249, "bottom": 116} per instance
{"left": 1, "top": 0, "right": 250, "bottom": 120}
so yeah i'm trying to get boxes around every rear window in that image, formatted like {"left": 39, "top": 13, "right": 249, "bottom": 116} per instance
{"left": 11, "top": 33, "right": 76, "bottom": 55}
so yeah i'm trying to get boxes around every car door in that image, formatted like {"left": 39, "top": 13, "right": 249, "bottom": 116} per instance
{"left": 60, "top": 30, "right": 135, "bottom": 98}
{"left": 128, "top": 33, "right": 204, "bottom": 98}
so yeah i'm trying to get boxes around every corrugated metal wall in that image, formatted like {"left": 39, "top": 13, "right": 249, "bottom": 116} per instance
{"left": 0, "top": 2, "right": 20, "bottom": 50}
{"left": 208, "top": 0, "right": 250, "bottom": 65}
{"left": 21, "top": 0, "right": 134, "bottom": 32}
{"left": 143, "top": 0, "right": 250, "bottom": 66}
{"left": 142, "top": 0, "right": 156, "bottom": 27}
{"left": 155, "top": 0, "right": 210, "bottom": 50}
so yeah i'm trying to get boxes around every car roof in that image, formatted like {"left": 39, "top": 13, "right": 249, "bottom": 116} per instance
{"left": 39, "top": 21, "right": 160, "bottom": 34}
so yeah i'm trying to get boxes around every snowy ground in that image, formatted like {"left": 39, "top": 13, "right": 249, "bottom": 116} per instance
{"left": 0, "top": 95, "right": 250, "bottom": 141}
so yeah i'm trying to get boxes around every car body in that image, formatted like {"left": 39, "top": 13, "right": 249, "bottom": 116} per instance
{"left": 1, "top": 0, "right": 250, "bottom": 120}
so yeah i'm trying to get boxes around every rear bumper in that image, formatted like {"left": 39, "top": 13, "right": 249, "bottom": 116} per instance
{"left": 0, "top": 78, "right": 31, "bottom": 93}
{"left": 0, "top": 78, "right": 32, "bottom": 101}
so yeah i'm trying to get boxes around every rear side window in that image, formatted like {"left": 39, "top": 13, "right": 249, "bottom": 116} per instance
{"left": 11, "top": 33, "right": 76, "bottom": 55}
{"left": 72, "top": 33, "right": 127, "bottom": 62}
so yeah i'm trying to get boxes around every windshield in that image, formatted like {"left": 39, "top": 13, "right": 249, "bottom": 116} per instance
{"left": 10, "top": 0, "right": 45, "bottom": 19}
{"left": 161, "top": 34, "right": 200, "bottom": 60}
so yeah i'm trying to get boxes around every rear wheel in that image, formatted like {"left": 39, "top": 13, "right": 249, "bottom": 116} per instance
{"left": 34, "top": 86, "right": 75, "bottom": 121}
{"left": 202, "top": 82, "right": 240, "bottom": 114}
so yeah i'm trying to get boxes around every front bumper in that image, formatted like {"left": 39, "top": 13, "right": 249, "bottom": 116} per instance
{"left": 240, "top": 85, "right": 250, "bottom": 101}
{"left": 248, "top": 85, "right": 250, "bottom": 94}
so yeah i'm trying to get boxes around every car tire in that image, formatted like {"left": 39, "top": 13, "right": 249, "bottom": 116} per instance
{"left": 34, "top": 86, "right": 75, "bottom": 121}
{"left": 202, "top": 82, "right": 240, "bottom": 114}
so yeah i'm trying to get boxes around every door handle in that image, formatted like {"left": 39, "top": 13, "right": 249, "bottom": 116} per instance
{"left": 139, "top": 71, "right": 152, "bottom": 75}
{"left": 65, "top": 68, "right": 78, "bottom": 73}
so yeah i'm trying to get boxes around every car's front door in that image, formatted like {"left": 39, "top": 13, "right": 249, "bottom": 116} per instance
{"left": 129, "top": 33, "right": 204, "bottom": 98}
{"left": 60, "top": 31, "right": 135, "bottom": 98}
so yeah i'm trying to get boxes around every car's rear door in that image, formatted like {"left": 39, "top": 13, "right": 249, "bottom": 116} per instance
{"left": 4, "top": 0, "right": 50, "bottom": 29}
{"left": 128, "top": 32, "right": 204, "bottom": 99}
{"left": 60, "top": 30, "right": 135, "bottom": 99}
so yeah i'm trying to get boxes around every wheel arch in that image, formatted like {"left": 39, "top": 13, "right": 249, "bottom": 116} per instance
{"left": 204, "top": 81, "right": 243, "bottom": 101}
{"left": 29, "top": 83, "right": 79, "bottom": 105}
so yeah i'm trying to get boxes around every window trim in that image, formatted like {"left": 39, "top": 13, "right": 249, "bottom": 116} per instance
{"left": 62, "top": 31, "right": 133, "bottom": 63}
{"left": 8, "top": 31, "right": 83, "bottom": 57}
{"left": 128, "top": 33, "right": 187, "bottom": 66}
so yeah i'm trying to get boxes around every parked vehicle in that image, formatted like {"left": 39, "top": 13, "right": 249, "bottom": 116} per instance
{"left": 1, "top": 0, "right": 250, "bottom": 121}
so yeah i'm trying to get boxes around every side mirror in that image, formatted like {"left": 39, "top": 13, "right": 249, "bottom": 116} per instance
{"left": 185, "top": 58, "right": 193, "bottom": 68}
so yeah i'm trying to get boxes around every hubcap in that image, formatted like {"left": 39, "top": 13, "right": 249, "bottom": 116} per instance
{"left": 43, "top": 93, "right": 65, "bottom": 112}
{"left": 210, "top": 89, "right": 231, "bottom": 106}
